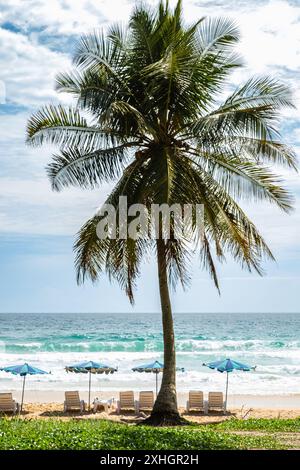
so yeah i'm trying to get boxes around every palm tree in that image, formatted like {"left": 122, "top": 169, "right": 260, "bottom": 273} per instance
{"left": 27, "top": 0, "right": 296, "bottom": 425}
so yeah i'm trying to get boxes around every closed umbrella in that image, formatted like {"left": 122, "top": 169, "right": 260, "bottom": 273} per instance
{"left": 203, "top": 358, "right": 255, "bottom": 412}
{"left": 66, "top": 360, "right": 117, "bottom": 410}
{"left": 0, "top": 363, "right": 49, "bottom": 412}
{"left": 132, "top": 360, "right": 185, "bottom": 397}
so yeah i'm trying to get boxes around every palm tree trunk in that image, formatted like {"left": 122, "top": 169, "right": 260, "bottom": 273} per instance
{"left": 142, "top": 239, "right": 187, "bottom": 426}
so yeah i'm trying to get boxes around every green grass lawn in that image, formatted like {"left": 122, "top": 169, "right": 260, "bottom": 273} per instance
{"left": 212, "top": 418, "right": 300, "bottom": 433}
{"left": 1, "top": 418, "right": 298, "bottom": 450}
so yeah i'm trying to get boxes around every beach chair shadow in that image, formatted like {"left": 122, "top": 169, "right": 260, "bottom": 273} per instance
{"left": 39, "top": 409, "right": 93, "bottom": 417}
{"left": 0, "top": 409, "right": 31, "bottom": 418}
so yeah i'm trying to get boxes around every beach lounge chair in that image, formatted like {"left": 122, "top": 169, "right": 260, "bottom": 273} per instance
{"left": 135, "top": 391, "right": 154, "bottom": 413}
{"left": 64, "top": 391, "right": 86, "bottom": 413}
{"left": 208, "top": 392, "right": 225, "bottom": 413}
{"left": 0, "top": 393, "right": 19, "bottom": 414}
{"left": 186, "top": 391, "right": 204, "bottom": 413}
{"left": 117, "top": 391, "right": 136, "bottom": 414}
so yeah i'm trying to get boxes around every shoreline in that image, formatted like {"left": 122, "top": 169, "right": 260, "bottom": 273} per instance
{"left": 6, "top": 390, "right": 300, "bottom": 409}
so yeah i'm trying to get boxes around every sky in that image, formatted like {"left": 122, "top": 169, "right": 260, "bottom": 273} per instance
{"left": 0, "top": 0, "right": 299, "bottom": 313}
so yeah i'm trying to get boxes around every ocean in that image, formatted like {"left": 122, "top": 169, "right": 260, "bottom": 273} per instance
{"left": 0, "top": 312, "right": 299, "bottom": 395}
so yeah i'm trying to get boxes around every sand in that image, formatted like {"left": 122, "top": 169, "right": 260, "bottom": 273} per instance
{"left": 2, "top": 390, "right": 299, "bottom": 423}
{"left": 7, "top": 402, "right": 300, "bottom": 424}
{"left": 7, "top": 390, "right": 300, "bottom": 408}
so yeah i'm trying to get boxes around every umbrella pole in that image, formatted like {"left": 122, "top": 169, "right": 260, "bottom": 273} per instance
{"left": 21, "top": 375, "right": 26, "bottom": 413}
{"left": 225, "top": 372, "right": 229, "bottom": 413}
{"left": 88, "top": 371, "right": 91, "bottom": 411}
{"left": 155, "top": 373, "right": 158, "bottom": 398}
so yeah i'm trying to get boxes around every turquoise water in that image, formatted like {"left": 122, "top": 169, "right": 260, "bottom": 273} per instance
{"left": 0, "top": 312, "right": 299, "bottom": 394}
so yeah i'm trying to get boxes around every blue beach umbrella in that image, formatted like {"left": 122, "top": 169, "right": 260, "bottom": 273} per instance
{"left": 132, "top": 360, "right": 185, "bottom": 397}
{"left": 0, "top": 363, "right": 49, "bottom": 412}
{"left": 203, "top": 358, "right": 255, "bottom": 412}
{"left": 66, "top": 361, "right": 117, "bottom": 410}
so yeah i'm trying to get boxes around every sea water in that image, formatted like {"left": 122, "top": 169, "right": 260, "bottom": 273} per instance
{"left": 0, "top": 312, "right": 299, "bottom": 395}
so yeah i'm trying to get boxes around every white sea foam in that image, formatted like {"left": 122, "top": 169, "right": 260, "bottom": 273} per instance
{"left": 0, "top": 349, "right": 299, "bottom": 395}
{"left": 176, "top": 339, "right": 300, "bottom": 352}
{"left": 1, "top": 312, "right": 299, "bottom": 396}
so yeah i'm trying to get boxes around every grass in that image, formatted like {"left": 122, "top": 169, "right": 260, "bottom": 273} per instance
{"left": 0, "top": 418, "right": 287, "bottom": 450}
{"left": 213, "top": 418, "right": 300, "bottom": 433}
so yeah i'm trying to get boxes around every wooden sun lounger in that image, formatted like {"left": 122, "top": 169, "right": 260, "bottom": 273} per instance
{"left": 208, "top": 392, "right": 225, "bottom": 413}
{"left": 117, "top": 391, "right": 136, "bottom": 414}
{"left": 0, "top": 393, "right": 19, "bottom": 414}
{"left": 136, "top": 391, "right": 154, "bottom": 413}
{"left": 64, "top": 391, "right": 86, "bottom": 413}
{"left": 186, "top": 391, "right": 204, "bottom": 413}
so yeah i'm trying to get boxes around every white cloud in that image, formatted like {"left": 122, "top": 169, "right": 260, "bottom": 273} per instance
{"left": 291, "top": 128, "right": 300, "bottom": 147}
{"left": 0, "top": 27, "right": 71, "bottom": 107}
{"left": 235, "top": 1, "right": 300, "bottom": 73}
{"left": 0, "top": 112, "right": 110, "bottom": 236}
{"left": 239, "top": 196, "right": 300, "bottom": 252}
{"left": 0, "top": 0, "right": 133, "bottom": 35}
{"left": 1, "top": 0, "right": 300, "bottom": 109}
{"left": 0, "top": 0, "right": 299, "bottom": 246}
{"left": 0, "top": 176, "right": 110, "bottom": 235}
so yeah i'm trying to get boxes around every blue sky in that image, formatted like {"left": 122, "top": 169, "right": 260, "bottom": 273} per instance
{"left": 0, "top": 0, "right": 299, "bottom": 313}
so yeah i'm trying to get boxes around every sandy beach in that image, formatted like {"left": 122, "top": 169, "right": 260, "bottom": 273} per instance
{"left": 8, "top": 403, "right": 300, "bottom": 424}
{"left": 11, "top": 390, "right": 300, "bottom": 408}
{"left": 3, "top": 390, "right": 299, "bottom": 423}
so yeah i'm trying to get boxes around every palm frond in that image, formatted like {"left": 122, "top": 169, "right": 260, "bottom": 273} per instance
{"left": 27, "top": 103, "right": 128, "bottom": 151}
{"left": 190, "top": 77, "right": 294, "bottom": 142}
{"left": 196, "top": 17, "right": 240, "bottom": 57}
{"left": 201, "top": 233, "right": 220, "bottom": 293}
{"left": 199, "top": 136, "right": 297, "bottom": 169}
{"left": 74, "top": 168, "right": 153, "bottom": 302}
{"left": 222, "top": 76, "right": 294, "bottom": 110}
{"left": 186, "top": 150, "right": 294, "bottom": 212}
{"left": 47, "top": 142, "right": 139, "bottom": 190}
{"left": 73, "top": 29, "right": 131, "bottom": 96}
